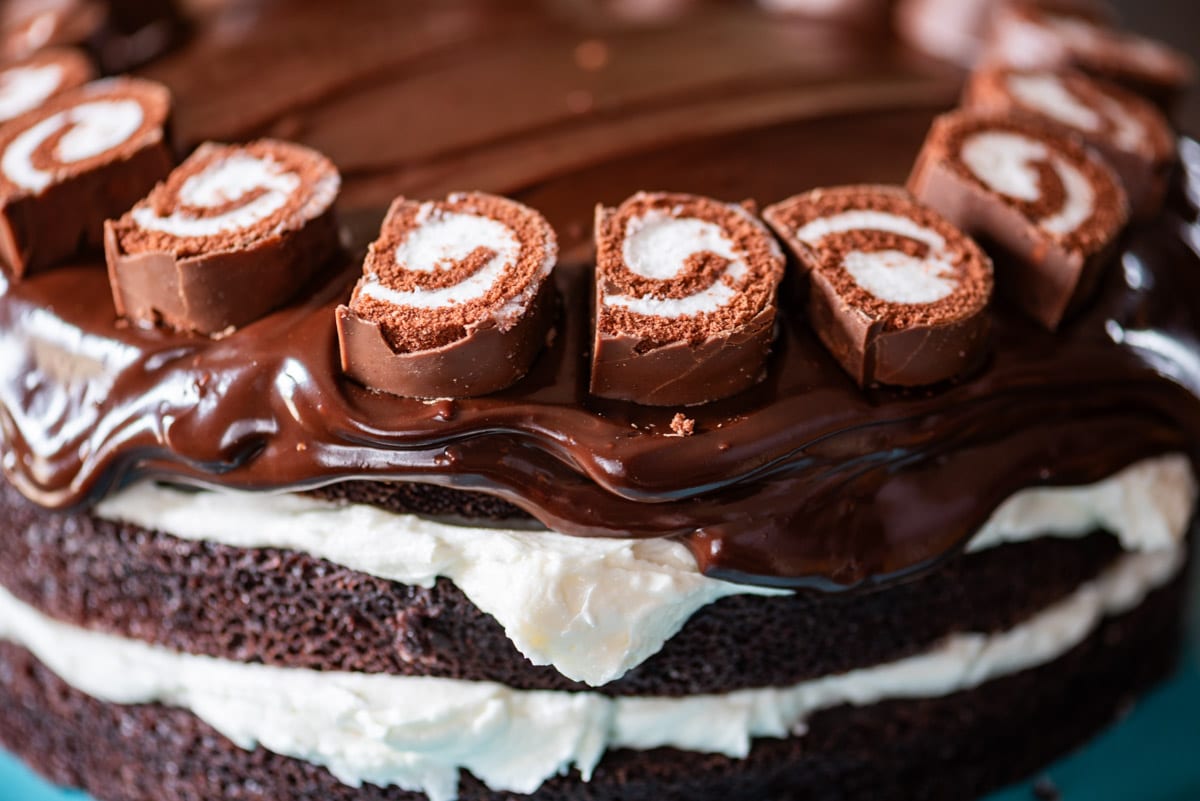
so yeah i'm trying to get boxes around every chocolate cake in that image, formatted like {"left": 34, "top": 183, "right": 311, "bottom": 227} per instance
{"left": 0, "top": 2, "right": 1197, "bottom": 801}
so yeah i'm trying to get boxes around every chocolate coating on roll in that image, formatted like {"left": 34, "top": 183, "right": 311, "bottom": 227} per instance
{"left": 105, "top": 138, "right": 341, "bottom": 335}
{"left": 964, "top": 67, "right": 1176, "bottom": 218}
{"left": 337, "top": 192, "right": 558, "bottom": 399}
{"left": 765, "top": 185, "right": 993, "bottom": 387}
{"left": 985, "top": 6, "right": 1196, "bottom": 110}
{"left": 0, "top": 76, "right": 171, "bottom": 279}
{"left": 0, "top": 48, "right": 93, "bottom": 124}
{"left": 908, "top": 112, "right": 1128, "bottom": 331}
{"left": 591, "top": 191, "right": 785, "bottom": 406}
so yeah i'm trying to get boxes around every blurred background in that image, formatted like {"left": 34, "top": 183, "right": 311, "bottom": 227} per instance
{"left": 1114, "top": 0, "right": 1200, "bottom": 130}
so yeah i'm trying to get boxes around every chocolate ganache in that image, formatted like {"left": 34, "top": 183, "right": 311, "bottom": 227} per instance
{"left": 2, "top": 0, "right": 1200, "bottom": 591}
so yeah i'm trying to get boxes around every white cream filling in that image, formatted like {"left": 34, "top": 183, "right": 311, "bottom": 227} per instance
{"left": 960, "top": 130, "right": 1095, "bottom": 236}
{"left": 1008, "top": 72, "right": 1103, "bottom": 132}
{"left": 969, "top": 454, "right": 1195, "bottom": 553}
{"left": 362, "top": 210, "right": 520, "bottom": 308}
{"left": 0, "top": 546, "right": 1182, "bottom": 801}
{"left": 1095, "top": 91, "right": 1147, "bottom": 153}
{"left": 603, "top": 204, "right": 780, "bottom": 318}
{"left": 794, "top": 210, "right": 960, "bottom": 305}
{"left": 1008, "top": 72, "right": 1145, "bottom": 154}
{"left": 359, "top": 201, "right": 555, "bottom": 330}
{"left": 2, "top": 98, "right": 144, "bottom": 192}
{"left": 131, "top": 153, "right": 302, "bottom": 238}
{"left": 0, "top": 63, "right": 64, "bottom": 122}
{"left": 95, "top": 455, "right": 1196, "bottom": 688}
{"left": 97, "top": 483, "right": 785, "bottom": 688}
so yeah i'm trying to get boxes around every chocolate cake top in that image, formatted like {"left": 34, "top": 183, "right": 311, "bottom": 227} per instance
{"left": 0, "top": 1, "right": 1198, "bottom": 591}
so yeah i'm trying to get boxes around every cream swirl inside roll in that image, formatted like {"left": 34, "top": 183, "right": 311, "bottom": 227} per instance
{"left": 357, "top": 204, "right": 533, "bottom": 317}
{"left": 0, "top": 48, "right": 91, "bottom": 123}
{"left": 793, "top": 209, "right": 961, "bottom": 304}
{"left": 124, "top": 141, "right": 339, "bottom": 244}
{"left": 960, "top": 130, "right": 1095, "bottom": 236}
{"left": 0, "top": 78, "right": 168, "bottom": 195}
{"left": 609, "top": 209, "right": 749, "bottom": 316}
{"left": 2, "top": 99, "right": 143, "bottom": 192}
{"left": 1005, "top": 73, "right": 1145, "bottom": 152}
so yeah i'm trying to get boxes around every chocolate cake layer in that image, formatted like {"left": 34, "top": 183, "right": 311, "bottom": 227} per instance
{"left": 0, "top": 568, "right": 1185, "bottom": 801}
{"left": 0, "top": 477, "right": 1130, "bottom": 695}
{"left": 308, "top": 480, "right": 528, "bottom": 521}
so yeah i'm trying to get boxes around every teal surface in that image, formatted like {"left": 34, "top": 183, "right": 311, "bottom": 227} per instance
{"left": 1, "top": 573, "right": 1198, "bottom": 801}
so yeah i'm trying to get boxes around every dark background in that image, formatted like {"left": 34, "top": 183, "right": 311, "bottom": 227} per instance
{"left": 1114, "top": 0, "right": 1200, "bottom": 132}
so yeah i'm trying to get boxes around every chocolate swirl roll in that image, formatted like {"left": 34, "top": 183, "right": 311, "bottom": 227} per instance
{"left": 895, "top": 0, "right": 1114, "bottom": 67}
{"left": 765, "top": 185, "right": 994, "bottom": 387}
{"left": 105, "top": 139, "right": 341, "bottom": 335}
{"left": 0, "top": 0, "right": 105, "bottom": 63}
{"left": 2, "top": 0, "right": 185, "bottom": 72}
{"left": 0, "top": 76, "right": 171, "bottom": 279}
{"left": 590, "top": 192, "right": 785, "bottom": 406}
{"left": 986, "top": 5, "right": 1195, "bottom": 110}
{"left": 337, "top": 192, "right": 558, "bottom": 399}
{"left": 0, "top": 49, "right": 93, "bottom": 124}
{"left": 908, "top": 112, "right": 1128, "bottom": 331}
{"left": 965, "top": 67, "right": 1175, "bottom": 218}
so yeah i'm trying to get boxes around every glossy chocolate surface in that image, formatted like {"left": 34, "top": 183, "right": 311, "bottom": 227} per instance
{"left": 2, "top": 0, "right": 1199, "bottom": 590}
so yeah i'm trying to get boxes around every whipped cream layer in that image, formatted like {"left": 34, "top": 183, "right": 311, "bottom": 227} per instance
{"left": 95, "top": 454, "right": 1196, "bottom": 687}
{"left": 0, "top": 545, "right": 1183, "bottom": 801}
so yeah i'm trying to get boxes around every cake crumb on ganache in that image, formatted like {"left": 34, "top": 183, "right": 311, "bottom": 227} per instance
{"left": 670, "top": 413, "right": 695, "bottom": 436}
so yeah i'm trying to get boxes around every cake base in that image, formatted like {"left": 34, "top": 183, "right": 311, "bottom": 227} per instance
{"left": 0, "top": 570, "right": 1186, "bottom": 801}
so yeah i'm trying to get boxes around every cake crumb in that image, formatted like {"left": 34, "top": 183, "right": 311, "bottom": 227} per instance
{"left": 670, "top": 413, "right": 695, "bottom": 436}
